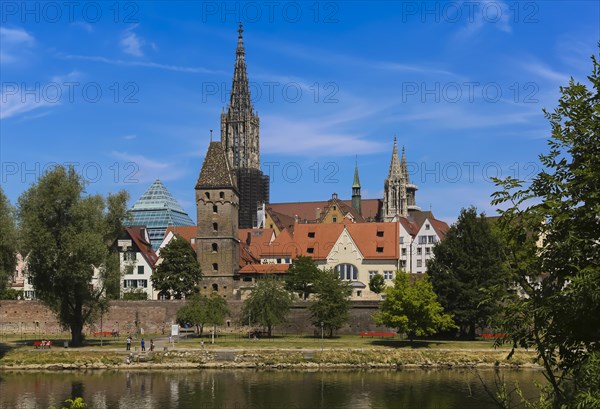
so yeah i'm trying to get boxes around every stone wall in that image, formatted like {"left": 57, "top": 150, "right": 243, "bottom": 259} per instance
{"left": 0, "top": 300, "right": 388, "bottom": 337}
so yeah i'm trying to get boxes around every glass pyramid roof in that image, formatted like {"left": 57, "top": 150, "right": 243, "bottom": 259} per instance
{"left": 125, "top": 179, "right": 194, "bottom": 249}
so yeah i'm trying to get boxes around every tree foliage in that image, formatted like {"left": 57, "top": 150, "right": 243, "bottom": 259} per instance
{"left": 368, "top": 273, "right": 385, "bottom": 294}
{"left": 309, "top": 269, "right": 351, "bottom": 337}
{"left": 427, "top": 207, "right": 509, "bottom": 338}
{"left": 0, "top": 187, "right": 18, "bottom": 296}
{"left": 240, "top": 278, "right": 292, "bottom": 337}
{"left": 285, "top": 255, "right": 320, "bottom": 300}
{"left": 490, "top": 51, "right": 600, "bottom": 407}
{"left": 176, "top": 293, "right": 229, "bottom": 336}
{"left": 374, "top": 271, "right": 455, "bottom": 341}
{"left": 18, "top": 166, "right": 128, "bottom": 346}
{"left": 153, "top": 236, "right": 202, "bottom": 299}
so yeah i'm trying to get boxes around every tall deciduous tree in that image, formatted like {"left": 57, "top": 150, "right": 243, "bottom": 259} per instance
{"left": 374, "top": 271, "right": 455, "bottom": 341}
{"left": 153, "top": 236, "right": 201, "bottom": 299}
{"left": 369, "top": 273, "right": 386, "bottom": 295}
{"left": 427, "top": 207, "right": 508, "bottom": 339}
{"left": 18, "top": 166, "right": 128, "bottom": 346}
{"left": 285, "top": 256, "right": 320, "bottom": 300}
{"left": 0, "top": 187, "right": 18, "bottom": 297}
{"left": 309, "top": 269, "right": 351, "bottom": 337}
{"left": 491, "top": 52, "right": 600, "bottom": 407}
{"left": 176, "top": 293, "right": 229, "bottom": 338}
{"left": 241, "top": 278, "right": 292, "bottom": 337}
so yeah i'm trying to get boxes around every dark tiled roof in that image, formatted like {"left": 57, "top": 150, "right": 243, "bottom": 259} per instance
{"left": 196, "top": 142, "right": 236, "bottom": 190}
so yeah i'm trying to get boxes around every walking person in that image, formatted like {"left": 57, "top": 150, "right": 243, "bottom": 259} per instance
{"left": 141, "top": 338, "right": 145, "bottom": 352}
{"left": 126, "top": 335, "right": 131, "bottom": 351}
{"left": 150, "top": 339, "right": 154, "bottom": 352}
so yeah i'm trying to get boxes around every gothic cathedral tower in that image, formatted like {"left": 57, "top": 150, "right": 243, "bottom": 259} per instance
{"left": 195, "top": 141, "right": 240, "bottom": 297}
{"left": 383, "top": 137, "right": 419, "bottom": 221}
{"left": 221, "top": 23, "right": 269, "bottom": 228}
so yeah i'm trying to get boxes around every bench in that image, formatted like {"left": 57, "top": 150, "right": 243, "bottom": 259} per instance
{"left": 481, "top": 333, "right": 507, "bottom": 339}
{"left": 33, "top": 341, "right": 52, "bottom": 349}
{"left": 359, "top": 331, "right": 396, "bottom": 338}
{"left": 93, "top": 331, "right": 119, "bottom": 337}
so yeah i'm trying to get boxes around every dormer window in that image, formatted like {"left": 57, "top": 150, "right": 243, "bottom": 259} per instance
{"left": 307, "top": 247, "right": 314, "bottom": 254}
{"left": 308, "top": 232, "right": 315, "bottom": 238}
{"left": 376, "top": 231, "right": 384, "bottom": 237}
{"left": 376, "top": 247, "right": 384, "bottom": 253}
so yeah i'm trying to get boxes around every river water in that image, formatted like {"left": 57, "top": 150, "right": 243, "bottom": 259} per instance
{"left": 0, "top": 369, "right": 544, "bottom": 408}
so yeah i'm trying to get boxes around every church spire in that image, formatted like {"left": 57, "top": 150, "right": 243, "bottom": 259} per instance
{"left": 352, "top": 157, "right": 362, "bottom": 216}
{"left": 229, "top": 22, "right": 253, "bottom": 115}
{"left": 401, "top": 145, "right": 410, "bottom": 183}
{"left": 388, "top": 136, "right": 402, "bottom": 179}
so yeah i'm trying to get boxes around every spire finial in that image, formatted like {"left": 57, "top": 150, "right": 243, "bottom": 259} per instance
{"left": 210, "top": 129, "right": 213, "bottom": 142}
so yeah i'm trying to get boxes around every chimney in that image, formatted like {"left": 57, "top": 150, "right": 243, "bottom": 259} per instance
{"left": 246, "top": 231, "right": 251, "bottom": 246}
{"left": 316, "top": 207, "right": 321, "bottom": 220}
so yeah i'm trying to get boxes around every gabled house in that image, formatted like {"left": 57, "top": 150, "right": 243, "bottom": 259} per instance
{"left": 116, "top": 227, "right": 158, "bottom": 299}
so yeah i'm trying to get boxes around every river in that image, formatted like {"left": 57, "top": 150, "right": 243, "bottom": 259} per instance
{"left": 0, "top": 369, "right": 544, "bottom": 408}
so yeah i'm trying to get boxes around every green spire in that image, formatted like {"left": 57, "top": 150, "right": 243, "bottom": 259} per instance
{"left": 352, "top": 157, "right": 361, "bottom": 188}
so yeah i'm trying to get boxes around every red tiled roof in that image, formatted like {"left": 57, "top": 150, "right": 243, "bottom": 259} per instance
{"left": 164, "top": 226, "right": 197, "bottom": 243}
{"left": 125, "top": 227, "right": 158, "bottom": 267}
{"left": 269, "top": 198, "right": 381, "bottom": 223}
{"left": 429, "top": 218, "right": 450, "bottom": 239}
{"left": 346, "top": 222, "right": 399, "bottom": 259}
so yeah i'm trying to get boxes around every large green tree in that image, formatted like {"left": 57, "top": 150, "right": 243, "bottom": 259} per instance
{"left": 427, "top": 207, "right": 508, "bottom": 339}
{"left": 177, "top": 293, "right": 229, "bottom": 338}
{"left": 285, "top": 255, "right": 320, "bottom": 300}
{"left": 374, "top": 271, "right": 455, "bottom": 341}
{"left": 491, "top": 52, "right": 600, "bottom": 407}
{"left": 240, "top": 278, "right": 292, "bottom": 337}
{"left": 18, "top": 166, "right": 128, "bottom": 346}
{"left": 368, "top": 273, "right": 386, "bottom": 295}
{"left": 153, "top": 236, "right": 202, "bottom": 299}
{"left": 0, "top": 187, "right": 18, "bottom": 297}
{"left": 309, "top": 269, "right": 351, "bottom": 337}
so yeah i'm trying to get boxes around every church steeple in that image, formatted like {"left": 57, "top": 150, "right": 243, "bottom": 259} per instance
{"left": 383, "top": 136, "right": 408, "bottom": 221}
{"left": 400, "top": 145, "right": 409, "bottom": 183}
{"left": 352, "top": 158, "right": 362, "bottom": 216}
{"left": 221, "top": 22, "right": 260, "bottom": 171}
{"left": 388, "top": 137, "right": 402, "bottom": 179}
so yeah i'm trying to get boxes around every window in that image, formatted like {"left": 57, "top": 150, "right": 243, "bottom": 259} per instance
{"left": 137, "top": 266, "right": 144, "bottom": 275}
{"left": 212, "top": 243, "right": 218, "bottom": 252}
{"left": 383, "top": 271, "right": 393, "bottom": 280}
{"left": 307, "top": 247, "right": 314, "bottom": 254}
{"left": 417, "top": 248, "right": 422, "bottom": 255}
{"left": 332, "top": 217, "right": 337, "bottom": 223}
{"left": 417, "top": 260, "right": 422, "bottom": 267}
{"left": 399, "top": 260, "right": 406, "bottom": 267}
{"left": 308, "top": 232, "right": 315, "bottom": 238}
{"left": 205, "top": 192, "right": 210, "bottom": 199}
{"left": 400, "top": 236, "right": 404, "bottom": 244}
{"left": 376, "top": 231, "right": 384, "bottom": 237}
{"left": 219, "top": 192, "right": 224, "bottom": 199}
{"left": 276, "top": 258, "right": 282, "bottom": 264}
{"left": 138, "top": 279, "right": 147, "bottom": 288}
{"left": 213, "top": 205, "right": 218, "bottom": 213}
{"left": 212, "top": 283, "right": 219, "bottom": 292}
{"left": 335, "top": 263, "right": 358, "bottom": 281}
{"left": 369, "top": 271, "right": 377, "bottom": 279}
{"left": 285, "top": 258, "right": 291, "bottom": 264}
{"left": 418, "top": 235, "right": 427, "bottom": 244}
{"left": 425, "top": 247, "right": 431, "bottom": 255}
{"left": 333, "top": 206, "right": 337, "bottom": 210}
{"left": 401, "top": 248, "right": 407, "bottom": 256}
{"left": 428, "top": 236, "right": 436, "bottom": 244}
{"left": 124, "top": 251, "right": 136, "bottom": 261}
{"left": 357, "top": 290, "right": 362, "bottom": 297}
{"left": 212, "top": 263, "right": 218, "bottom": 272}
{"left": 425, "top": 224, "right": 430, "bottom": 230}
{"left": 376, "top": 246, "right": 384, "bottom": 253}
{"left": 213, "top": 223, "right": 218, "bottom": 232}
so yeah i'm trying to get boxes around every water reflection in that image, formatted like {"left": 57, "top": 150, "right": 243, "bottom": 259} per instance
{"left": 0, "top": 369, "right": 544, "bottom": 409}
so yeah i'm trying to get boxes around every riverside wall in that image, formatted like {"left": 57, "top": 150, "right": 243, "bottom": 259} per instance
{"left": 0, "top": 300, "right": 388, "bottom": 337}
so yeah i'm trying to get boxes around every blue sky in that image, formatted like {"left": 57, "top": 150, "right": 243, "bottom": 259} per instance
{"left": 1, "top": 1, "right": 598, "bottom": 223}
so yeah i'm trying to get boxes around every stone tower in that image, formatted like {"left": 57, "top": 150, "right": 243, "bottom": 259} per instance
{"left": 195, "top": 141, "right": 240, "bottom": 297}
{"left": 221, "top": 23, "right": 269, "bottom": 228}
{"left": 383, "top": 137, "right": 408, "bottom": 221}
{"left": 351, "top": 159, "right": 362, "bottom": 216}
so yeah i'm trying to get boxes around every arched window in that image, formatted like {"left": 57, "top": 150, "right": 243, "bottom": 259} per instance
{"left": 212, "top": 263, "right": 218, "bottom": 272}
{"left": 213, "top": 223, "right": 218, "bottom": 232}
{"left": 219, "top": 192, "right": 225, "bottom": 199}
{"left": 212, "top": 283, "right": 219, "bottom": 292}
{"left": 212, "top": 243, "right": 218, "bottom": 252}
{"left": 335, "top": 263, "right": 358, "bottom": 281}
{"left": 205, "top": 192, "right": 210, "bottom": 199}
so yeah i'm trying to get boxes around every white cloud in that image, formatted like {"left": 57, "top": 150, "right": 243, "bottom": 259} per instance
{"left": 0, "top": 27, "right": 35, "bottom": 64}
{"left": 111, "top": 151, "right": 186, "bottom": 183}
{"left": 0, "top": 85, "right": 55, "bottom": 119}
{"left": 123, "top": 134, "right": 137, "bottom": 140}
{"left": 120, "top": 25, "right": 144, "bottom": 57}
{"left": 71, "top": 21, "right": 94, "bottom": 32}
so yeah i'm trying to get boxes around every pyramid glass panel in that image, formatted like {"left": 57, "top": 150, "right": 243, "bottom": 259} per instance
{"left": 125, "top": 179, "right": 195, "bottom": 249}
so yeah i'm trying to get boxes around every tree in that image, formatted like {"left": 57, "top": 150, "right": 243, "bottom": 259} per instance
{"left": 0, "top": 187, "right": 18, "bottom": 297}
{"left": 177, "top": 293, "right": 229, "bottom": 338}
{"left": 427, "top": 207, "right": 508, "bottom": 339}
{"left": 368, "top": 273, "right": 385, "bottom": 294}
{"left": 18, "top": 166, "right": 128, "bottom": 346}
{"left": 491, "top": 51, "right": 600, "bottom": 406}
{"left": 374, "top": 271, "right": 455, "bottom": 341}
{"left": 153, "top": 236, "right": 202, "bottom": 299}
{"left": 285, "top": 255, "right": 320, "bottom": 300}
{"left": 309, "top": 269, "right": 351, "bottom": 337}
{"left": 240, "top": 278, "right": 292, "bottom": 337}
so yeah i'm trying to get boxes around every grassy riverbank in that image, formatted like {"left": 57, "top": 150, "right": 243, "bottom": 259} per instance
{"left": 0, "top": 335, "right": 539, "bottom": 370}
